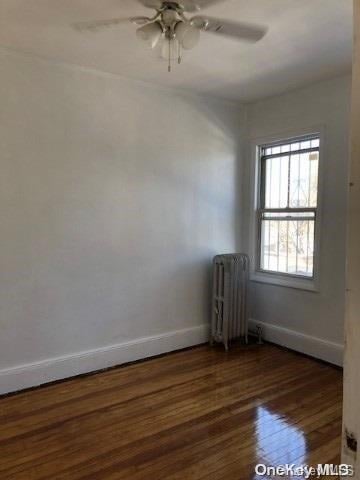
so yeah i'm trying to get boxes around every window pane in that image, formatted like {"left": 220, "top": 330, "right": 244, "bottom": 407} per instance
{"left": 264, "top": 156, "right": 289, "bottom": 208}
{"left": 290, "top": 142, "right": 300, "bottom": 151}
{"left": 311, "top": 139, "right": 320, "bottom": 148}
{"left": 300, "top": 140, "right": 311, "bottom": 150}
{"left": 260, "top": 219, "right": 315, "bottom": 277}
{"left": 263, "top": 147, "right": 319, "bottom": 209}
{"left": 289, "top": 152, "right": 319, "bottom": 208}
{"left": 272, "top": 146, "right": 281, "bottom": 155}
{"left": 280, "top": 144, "right": 291, "bottom": 153}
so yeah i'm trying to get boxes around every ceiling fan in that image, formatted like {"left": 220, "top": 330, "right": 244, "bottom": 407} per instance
{"left": 74, "top": 0, "right": 267, "bottom": 72}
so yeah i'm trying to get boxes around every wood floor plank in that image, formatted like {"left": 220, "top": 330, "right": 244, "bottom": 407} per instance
{"left": 0, "top": 344, "right": 343, "bottom": 480}
{"left": 0, "top": 366, "right": 325, "bottom": 477}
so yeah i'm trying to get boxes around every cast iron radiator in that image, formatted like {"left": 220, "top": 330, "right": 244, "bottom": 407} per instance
{"left": 211, "top": 253, "right": 250, "bottom": 350}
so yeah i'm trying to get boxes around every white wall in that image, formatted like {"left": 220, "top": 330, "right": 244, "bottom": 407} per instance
{"left": 244, "top": 75, "right": 351, "bottom": 366}
{"left": 0, "top": 48, "right": 351, "bottom": 394}
{"left": 0, "top": 49, "right": 246, "bottom": 394}
{"left": 342, "top": 0, "right": 360, "bottom": 470}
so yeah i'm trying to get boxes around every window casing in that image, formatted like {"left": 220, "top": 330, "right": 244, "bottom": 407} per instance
{"left": 256, "top": 135, "right": 320, "bottom": 281}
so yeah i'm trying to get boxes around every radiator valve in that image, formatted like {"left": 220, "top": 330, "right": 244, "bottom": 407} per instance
{"left": 256, "top": 325, "right": 263, "bottom": 345}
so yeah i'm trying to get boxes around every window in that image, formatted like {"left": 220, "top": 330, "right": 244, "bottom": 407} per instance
{"left": 257, "top": 135, "right": 320, "bottom": 280}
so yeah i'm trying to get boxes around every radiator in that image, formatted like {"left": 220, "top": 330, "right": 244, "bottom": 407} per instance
{"left": 211, "top": 253, "right": 250, "bottom": 350}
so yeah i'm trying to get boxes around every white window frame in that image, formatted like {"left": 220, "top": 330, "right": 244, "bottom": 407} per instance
{"left": 248, "top": 126, "right": 325, "bottom": 292}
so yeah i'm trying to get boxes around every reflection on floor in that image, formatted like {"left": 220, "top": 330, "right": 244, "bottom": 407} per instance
{"left": 256, "top": 405, "right": 307, "bottom": 468}
{"left": 0, "top": 343, "right": 342, "bottom": 479}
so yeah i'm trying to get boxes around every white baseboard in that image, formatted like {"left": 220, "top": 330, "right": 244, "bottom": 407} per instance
{"left": 249, "top": 319, "right": 343, "bottom": 367}
{"left": 0, "top": 324, "right": 209, "bottom": 395}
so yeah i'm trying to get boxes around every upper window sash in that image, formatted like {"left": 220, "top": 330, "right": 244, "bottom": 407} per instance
{"left": 259, "top": 136, "right": 320, "bottom": 211}
{"left": 260, "top": 135, "right": 320, "bottom": 157}
{"left": 260, "top": 145, "right": 320, "bottom": 160}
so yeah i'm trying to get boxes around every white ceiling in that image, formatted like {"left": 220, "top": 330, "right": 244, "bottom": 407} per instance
{"left": 0, "top": 0, "right": 353, "bottom": 102}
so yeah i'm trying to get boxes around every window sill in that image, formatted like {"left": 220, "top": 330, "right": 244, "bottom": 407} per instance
{"left": 250, "top": 271, "right": 319, "bottom": 292}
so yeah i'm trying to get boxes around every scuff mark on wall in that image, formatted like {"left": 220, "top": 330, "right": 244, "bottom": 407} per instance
{"left": 345, "top": 428, "right": 358, "bottom": 456}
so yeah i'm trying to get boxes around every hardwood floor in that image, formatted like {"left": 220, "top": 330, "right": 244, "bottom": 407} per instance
{"left": 0, "top": 344, "right": 343, "bottom": 479}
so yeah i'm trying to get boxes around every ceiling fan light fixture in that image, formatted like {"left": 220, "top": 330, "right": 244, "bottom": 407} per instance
{"left": 136, "top": 22, "right": 163, "bottom": 48}
{"left": 175, "top": 22, "right": 200, "bottom": 50}
{"left": 75, "top": 1, "right": 268, "bottom": 72}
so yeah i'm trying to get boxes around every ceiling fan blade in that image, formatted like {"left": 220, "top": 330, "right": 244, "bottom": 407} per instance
{"left": 137, "top": 0, "right": 163, "bottom": 9}
{"left": 191, "top": 16, "right": 267, "bottom": 43}
{"left": 178, "top": 0, "right": 227, "bottom": 12}
{"left": 73, "top": 16, "right": 149, "bottom": 32}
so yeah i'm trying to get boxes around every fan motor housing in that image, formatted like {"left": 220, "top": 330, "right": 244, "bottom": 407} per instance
{"left": 162, "top": 2, "right": 184, "bottom": 11}
{"left": 162, "top": 9, "right": 179, "bottom": 26}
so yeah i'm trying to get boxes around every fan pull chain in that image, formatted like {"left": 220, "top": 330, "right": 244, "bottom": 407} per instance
{"left": 168, "top": 36, "right": 171, "bottom": 73}
{"left": 178, "top": 42, "right": 182, "bottom": 64}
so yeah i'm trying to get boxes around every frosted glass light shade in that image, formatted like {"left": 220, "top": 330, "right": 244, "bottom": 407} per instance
{"left": 175, "top": 22, "right": 200, "bottom": 50}
{"left": 136, "top": 22, "right": 162, "bottom": 49}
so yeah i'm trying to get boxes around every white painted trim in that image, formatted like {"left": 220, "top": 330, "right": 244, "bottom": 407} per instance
{"left": 0, "top": 325, "right": 209, "bottom": 395}
{"left": 249, "top": 319, "right": 343, "bottom": 366}
{"left": 250, "top": 271, "right": 319, "bottom": 292}
{"left": 247, "top": 125, "right": 326, "bottom": 292}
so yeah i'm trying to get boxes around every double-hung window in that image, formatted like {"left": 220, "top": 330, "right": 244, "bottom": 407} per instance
{"left": 257, "top": 135, "right": 320, "bottom": 282}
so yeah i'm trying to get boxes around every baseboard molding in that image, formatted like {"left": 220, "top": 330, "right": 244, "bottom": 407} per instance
{"left": 0, "top": 324, "right": 209, "bottom": 395}
{"left": 249, "top": 319, "right": 343, "bottom": 367}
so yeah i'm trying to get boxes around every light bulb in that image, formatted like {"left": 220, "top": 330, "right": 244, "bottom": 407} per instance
{"left": 136, "top": 22, "right": 162, "bottom": 49}
{"left": 175, "top": 22, "right": 200, "bottom": 50}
